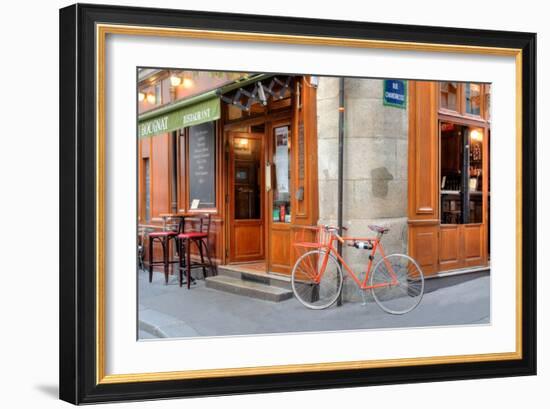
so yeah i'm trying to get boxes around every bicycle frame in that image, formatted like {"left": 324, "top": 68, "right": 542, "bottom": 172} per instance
{"left": 315, "top": 230, "right": 398, "bottom": 290}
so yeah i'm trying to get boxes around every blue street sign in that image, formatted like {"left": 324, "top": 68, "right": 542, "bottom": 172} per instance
{"left": 383, "top": 79, "right": 407, "bottom": 109}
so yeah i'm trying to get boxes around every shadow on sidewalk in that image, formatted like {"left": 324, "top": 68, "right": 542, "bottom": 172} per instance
{"left": 424, "top": 270, "right": 489, "bottom": 294}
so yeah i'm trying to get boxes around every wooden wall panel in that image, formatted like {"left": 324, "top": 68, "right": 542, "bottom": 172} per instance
{"left": 232, "top": 223, "right": 264, "bottom": 262}
{"left": 409, "top": 225, "right": 438, "bottom": 276}
{"left": 463, "top": 224, "right": 484, "bottom": 267}
{"left": 408, "top": 81, "right": 439, "bottom": 276}
{"left": 151, "top": 133, "right": 171, "bottom": 222}
{"left": 292, "top": 76, "right": 319, "bottom": 226}
{"left": 270, "top": 224, "right": 291, "bottom": 273}
{"left": 408, "top": 81, "right": 438, "bottom": 219}
{"left": 439, "top": 225, "right": 462, "bottom": 271}
{"left": 139, "top": 133, "right": 173, "bottom": 273}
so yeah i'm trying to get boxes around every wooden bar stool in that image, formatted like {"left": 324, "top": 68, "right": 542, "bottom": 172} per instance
{"left": 177, "top": 214, "right": 217, "bottom": 289}
{"left": 148, "top": 216, "right": 184, "bottom": 284}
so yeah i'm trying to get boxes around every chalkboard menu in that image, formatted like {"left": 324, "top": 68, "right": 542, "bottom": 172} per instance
{"left": 189, "top": 121, "right": 216, "bottom": 208}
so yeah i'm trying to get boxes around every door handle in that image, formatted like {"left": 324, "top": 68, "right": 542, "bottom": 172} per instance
{"left": 266, "top": 162, "right": 272, "bottom": 192}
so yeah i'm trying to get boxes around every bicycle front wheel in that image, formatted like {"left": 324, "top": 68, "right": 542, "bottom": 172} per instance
{"left": 370, "top": 254, "right": 424, "bottom": 315}
{"left": 291, "top": 250, "right": 343, "bottom": 310}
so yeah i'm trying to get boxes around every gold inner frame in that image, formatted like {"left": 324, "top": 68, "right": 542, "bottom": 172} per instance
{"left": 95, "top": 23, "right": 523, "bottom": 385}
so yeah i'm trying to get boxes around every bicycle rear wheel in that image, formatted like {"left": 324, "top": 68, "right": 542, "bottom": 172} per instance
{"left": 291, "top": 250, "right": 343, "bottom": 310}
{"left": 370, "top": 254, "right": 424, "bottom": 315}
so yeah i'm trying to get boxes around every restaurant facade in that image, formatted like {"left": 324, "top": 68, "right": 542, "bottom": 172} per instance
{"left": 137, "top": 69, "right": 491, "bottom": 288}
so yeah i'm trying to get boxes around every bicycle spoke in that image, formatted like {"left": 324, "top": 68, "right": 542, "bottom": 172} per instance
{"left": 370, "top": 254, "right": 424, "bottom": 315}
{"left": 296, "top": 261, "right": 317, "bottom": 282}
{"left": 291, "top": 250, "right": 343, "bottom": 310}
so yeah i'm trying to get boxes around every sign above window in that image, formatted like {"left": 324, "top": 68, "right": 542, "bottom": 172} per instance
{"left": 138, "top": 96, "right": 220, "bottom": 138}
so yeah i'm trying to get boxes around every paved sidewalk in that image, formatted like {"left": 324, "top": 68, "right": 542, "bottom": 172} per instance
{"left": 138, "top": 269, "right": 490, "bottom": 339}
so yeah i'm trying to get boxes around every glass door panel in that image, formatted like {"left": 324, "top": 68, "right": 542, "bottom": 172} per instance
{"left": 440, "top": 122, "right": 464, "bottom": 224}
{"left": 467, "top": 128, "right": 484, "bottom": 223}
{"left": 440, "top": 122, "right": 485, "bottom": 225}
{"left": 233, "top": 137, "right": 261, "bottom": 220}
{"left": 271, "top": 125, "right": 291, "bottom": 223}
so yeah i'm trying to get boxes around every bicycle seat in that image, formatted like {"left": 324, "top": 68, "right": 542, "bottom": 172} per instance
{"left": 368, "top": 225, "right": 390, "bottom": 234}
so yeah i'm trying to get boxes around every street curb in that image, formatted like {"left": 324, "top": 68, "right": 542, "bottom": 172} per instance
{"left": 138, "top": 319, "right": 169, "bottom": 338}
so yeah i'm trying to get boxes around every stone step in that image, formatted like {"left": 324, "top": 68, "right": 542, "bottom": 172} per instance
{"left": 205, "top": 275, "right": 294, "bottom": 302}
{"left": 216, "top": 266, "right": 292, "bottom": 290}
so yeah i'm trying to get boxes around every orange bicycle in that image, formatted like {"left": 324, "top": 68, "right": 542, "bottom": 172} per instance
{"left": 291, "top": 224, "right": 424, "bottom": 314}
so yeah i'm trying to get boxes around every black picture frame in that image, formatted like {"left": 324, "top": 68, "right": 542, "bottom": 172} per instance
{"left": 59, "top": 3, "right": 536, "bottom": 404}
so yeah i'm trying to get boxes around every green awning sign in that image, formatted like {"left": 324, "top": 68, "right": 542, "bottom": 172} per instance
{"left": 138, "top": 97, "right": 220, "bottom": 138}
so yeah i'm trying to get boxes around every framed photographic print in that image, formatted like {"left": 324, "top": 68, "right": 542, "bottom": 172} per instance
{"left": 59, "top": 3, "right": 536, "bottom": 405}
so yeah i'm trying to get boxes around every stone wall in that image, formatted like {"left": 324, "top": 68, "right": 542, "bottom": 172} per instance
{"left": 316, "top": 77, "right": 409, "bottom": 301}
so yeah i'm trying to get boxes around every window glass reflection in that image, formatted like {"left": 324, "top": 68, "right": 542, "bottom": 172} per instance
{"left": 465, "top": 83, "right": 481, "bottom": 116}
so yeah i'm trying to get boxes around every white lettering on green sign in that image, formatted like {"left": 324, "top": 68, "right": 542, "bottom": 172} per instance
{"left": 140, "top": 116, "right": 168, "bottom": 137}
{"left": 138, "top": 97, "right": 220, "bottom": 138}
{"left": 182, "top": 107, "right": 212, "bottom": 126}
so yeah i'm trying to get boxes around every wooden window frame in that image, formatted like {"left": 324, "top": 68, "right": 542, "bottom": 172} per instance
{"left": 438, "top": 82, "right": 489, "bottom": 121}
{"left": 178, "top": 123, "right": 221, "bottom": 215}
{"left": 439, "top": 81, "right": 461, "bottom": 115}
{"left": 462, "top": 82, "right": 484, "bottom": 120}
{"left": 269, "top": 119, "right": 293, "bottom": 226}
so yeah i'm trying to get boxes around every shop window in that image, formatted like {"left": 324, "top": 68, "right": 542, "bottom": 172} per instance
{"left": 155, "top": 83, "right": 162, "bottom": 106}
{"left": 484, "top": 84, "right": 491, "bottom": 121}
{"left": 139, "top": 83, "right": 162, "bottom": 109}
{"left": 271, "top": 125, "right": 291, "bottom": 223}
{"left": 440, "top": 122, "right": 484, "bottom": 224}
{"left": 465, "top": 83, "right": 481, "bottom": 116}
{"left": 440, "top": 82, "right": 458, "bottom": 111}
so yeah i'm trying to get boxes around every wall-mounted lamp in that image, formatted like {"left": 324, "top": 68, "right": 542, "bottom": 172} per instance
{"left": 146, "top": 93, "right": 156, "bottom": 104}
{"left": 470, "top": 129, "right": 483, "bottom": 142}
{"left": 138, "top": 92, "right": 145, "bottom": 102}
{"left": 170, "top": 74, "right": 182, "bottom": 87}
{"left": 235, "top": 138, "right": 249, "bottom": 148}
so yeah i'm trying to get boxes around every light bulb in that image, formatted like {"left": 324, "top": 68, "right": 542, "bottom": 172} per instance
{"left": 470, "top": 129, "right": 483, "bottom": 141}
{"left": 170, "top": 75, "right": 182, "bottom": 87}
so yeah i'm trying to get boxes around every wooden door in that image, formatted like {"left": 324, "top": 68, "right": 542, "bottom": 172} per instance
{"left": 267, "top": 121, "right": 293, "bottom": 274}
{"left": 228, "top": 132, "right": 265, "bottom": 263}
